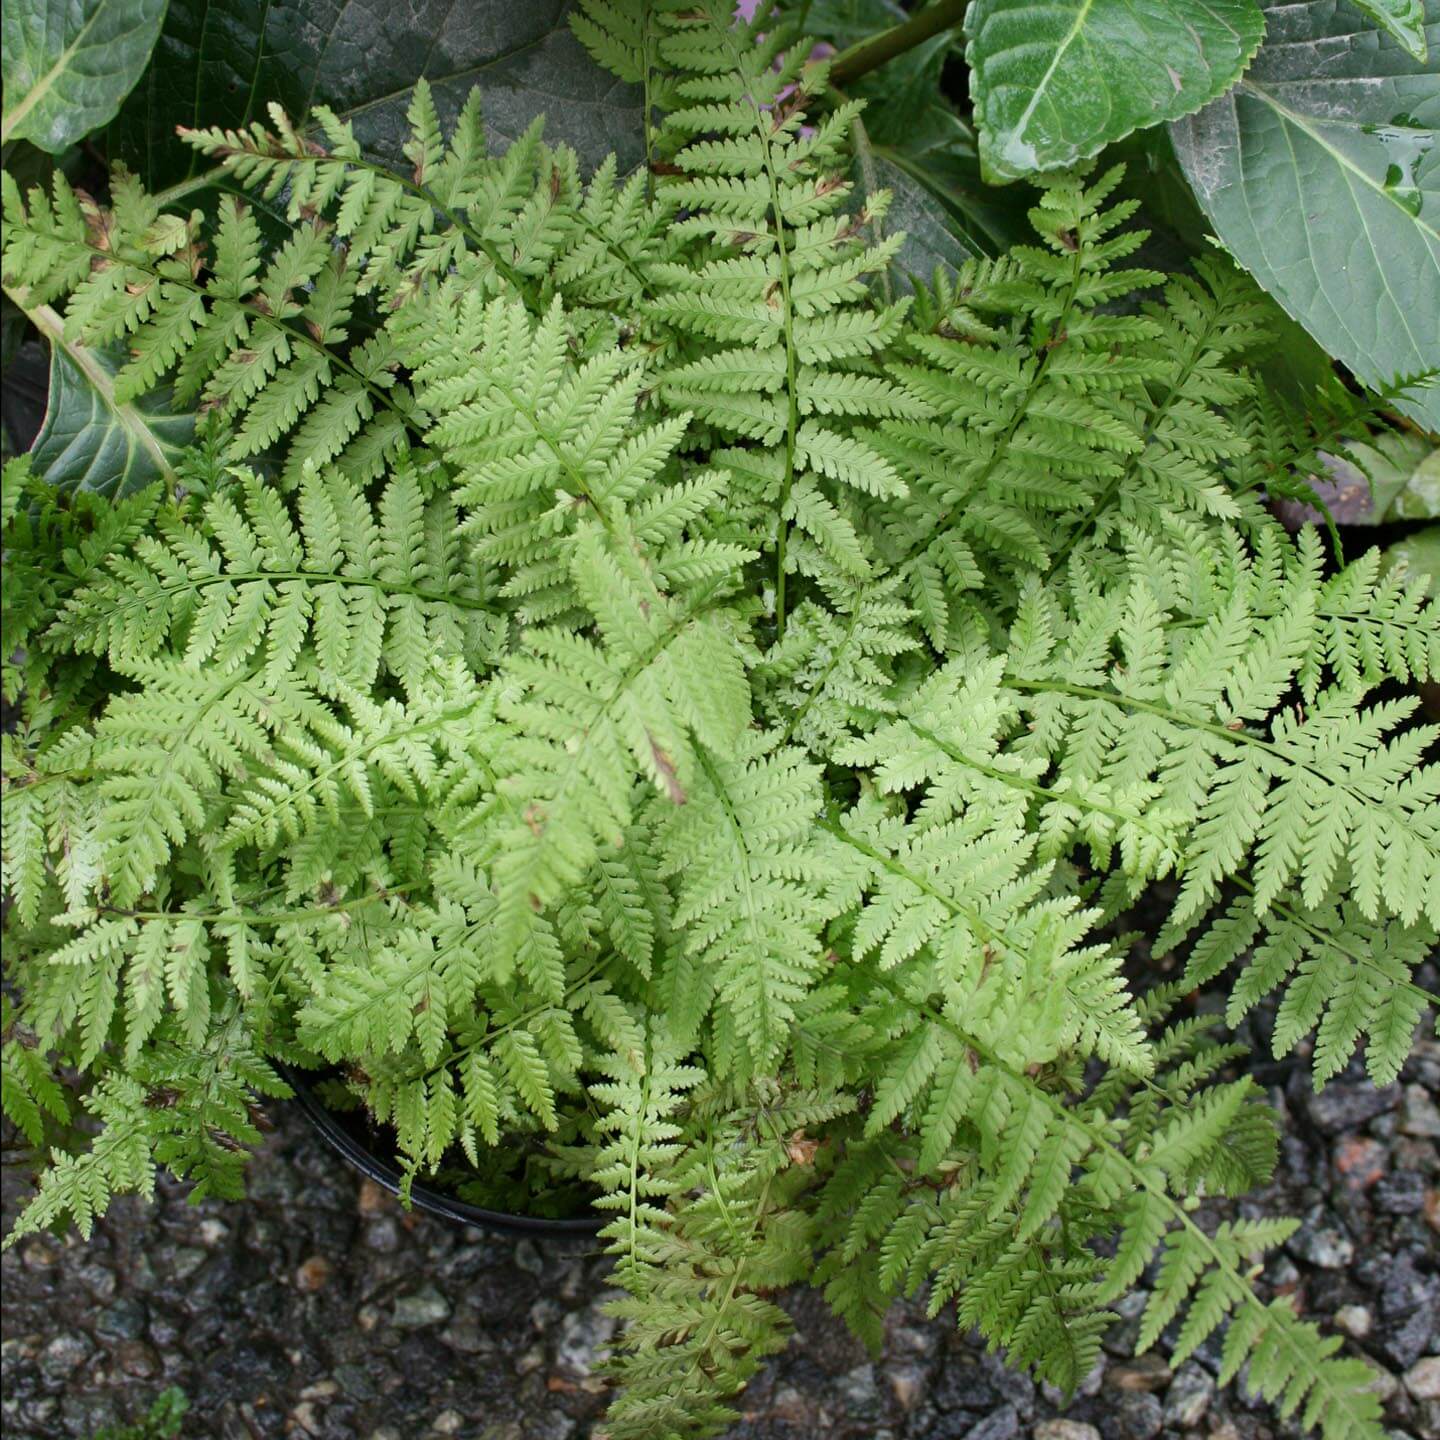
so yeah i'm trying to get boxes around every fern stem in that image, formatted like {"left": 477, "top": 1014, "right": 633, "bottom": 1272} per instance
{"left": 86, "top": 568, "right": 493, "bottom": 613}
{"left": 905, "top": 230, "right": 1089, "bottom": 567}
{"left": 778, "top": 598, "right": 867, "bottom": 745}
{"left": 902, "top": 718, "right": 1178, "bottom": 853}
{"left": 98, "top": 886, "right": 419, "bottom": 927}
{"left": 1228, "top": 878, "right": 1440, "bottom": 1010}
{"left": 10, "top": 247, "right": 420, "bottom": 444}
{"left": 161, "top": 147, "right": 542, "bottom": 314}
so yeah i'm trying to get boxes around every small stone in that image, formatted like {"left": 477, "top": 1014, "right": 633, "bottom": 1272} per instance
{"left": 934, "top": 1359, "right": 996, "bottom": 1411}
{"left": 393, "top": 1285, "right": 450, "bottom": 1328}
{"left": 295, "top": 1256, "right": 332, "bottom": 1292}
{"left": 113, "top": 1339, "right": 160, "bottom": 1379}
{"left": 887, "top": 1363, "right": 928, "bottom": 1411}
{"left": 1304, "top": 1082, "right": 1398, "bottom": 1134}
{"left": 440, "top": 1319, "right": 493, "bottom": 1355}
{"left": 1375, "top": 1253, "right": 1438, "bottom": 1369}
{"left": 1034, "top": 1423, "right": 1101, "bottom": 1440}
{"left": 1364, "top": 1361, "right": 1400, "bottom": 1403}
{"left": 1401, "top": 1084, "right": 1440, "bottom": 1138}
{"left": 21, "top": 1239, "right": 56, "bottom": 1269}
{"left": 366, "top": 1217, "right": 400, "bottom": 1252}
{"left": 357, "top": 1303, "right": 382, "bottom": 1332}
{"left": 1335, "top": 1305, "right": 1374, "bottom": 1339}
{"left": 94, "top": 1297, "right": 147, "bottom": 1341}
{"left": 166, "top": 1246, "right": 205, "bottom": 1280}
{"left": 1108, "top": 1354, "right": 1173, "bottom": 1392}
{"left": 964, "top": 1403, "right": 1019, "bottom": 1440}
{"left": 73, "top": 1261, "right": 117, "bottom": 1302}
{"left": 335, "top": 1364, "right": 377, "bottom": 1401}
{"left": 1114, "top": 1390, "right": 1164, "bottom": 1440}
{"left": 358, "top": 1179, "right": 392, "bottom": 1214}
{"left": 1426, "top": 1187, "right": 1440, "bottom": 1234}
{"left": 837, "top": 1363, "right": 881, "bottom": 1420}
{"left": 290, "top": 1402, "right": 322, "bottom": 1435}
{"left": 514, "top": 1239, "right": 544, "bottom": 1276}
{"left": 1335, "top": 1136, "right": 1387, "bottom": 1191}
{"left": 38, "top": 1334, "right": 91, "bottom": 1383}
{"left": 198, "top": 1218, "right": 229, "bottom": 1246}
{"left": 1208, "top": 1423, "right": 1241, "bottom": 1440}
{"left": 1407, "top": 1358, "right": 1440, "bottom": 1400}
{"left": 432, "top": 1411, "right": 466, "bottom": 1435}
{"left": 515, "top": 1344, "right": 545, "bottom": 1376}
{"left": 1375, "top": 1172, "right": 1427, "bottom": 1215}
{"left": 554, "top": 1305, "right": 616, "bottom": 1377}
{"left": 1164, "top": 1363, "right": 1215, "bottom": 1427}
{"left": 478, "top": 1427, "right": 522, "bottom": 1440}
{"left": 1287, "top": 1209, "right": 1354, "bottom": 1269}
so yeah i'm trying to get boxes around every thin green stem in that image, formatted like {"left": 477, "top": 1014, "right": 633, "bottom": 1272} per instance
{"left": 828, "top": 0, "right": 969, "bottom": 90}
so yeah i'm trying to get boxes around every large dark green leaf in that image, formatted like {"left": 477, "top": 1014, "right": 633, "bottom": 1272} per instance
{"left": 2, "top": 0, "right": 168, "bottom": 153}
{"left": 26, "top": 305, "right": 192, "bottom": 495}
{"left": 965, "top": 0, "right": 1266, "bottom": 179}
{"left": 1171, "top": 0, "right": 1440, "bottom": 432}
{"left": 112, "top": 0, "right": 644, "bottom": 192}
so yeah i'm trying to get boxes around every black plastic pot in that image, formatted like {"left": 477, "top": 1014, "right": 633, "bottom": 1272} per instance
{"left": 282, "top": 1065, "right": 603, "bottom": 1237}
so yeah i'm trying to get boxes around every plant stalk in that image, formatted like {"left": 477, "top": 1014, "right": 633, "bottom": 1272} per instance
{"left": 827, "top": 0, "right": 969, "bottom": 89}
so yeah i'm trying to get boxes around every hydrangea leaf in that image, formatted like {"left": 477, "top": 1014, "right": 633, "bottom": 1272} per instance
{"left": 965, "top": 0, "right": 1266, "bottom": 179}
{"left": 1, "top": 0, "right": 167, "bottom": 153}
{"left": 1171, "top": 0, "right": 1440, "bottom": 432}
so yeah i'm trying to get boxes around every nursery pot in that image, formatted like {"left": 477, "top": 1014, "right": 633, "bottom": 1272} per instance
{"left": 281, "top": 1065, "right": 603, "bottom": 1237}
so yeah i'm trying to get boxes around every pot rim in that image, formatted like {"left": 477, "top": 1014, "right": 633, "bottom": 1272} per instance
{"left": 281, "top": 1063, "right": 604, "bottom": 1237}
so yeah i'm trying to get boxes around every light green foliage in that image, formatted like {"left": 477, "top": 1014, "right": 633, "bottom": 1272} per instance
{"left": 3, "top": 7, "right": 1436, "bottom": 1440}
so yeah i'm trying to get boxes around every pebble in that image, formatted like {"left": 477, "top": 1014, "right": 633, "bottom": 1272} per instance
{"left": 94, "top": 1298, "right": 148, "bottom": 1341}
{"left": 1108, "top": 1354, "right": 1172, "bottom": 1392}
{"left": 432, "top": 1411, "right": 466, "bottom": 1434}
{"left": 1304, "top": 1082, "right": 1398, "bottom": 1134}
{"left": 837, "top": 1362, "right": 881, "bottom": 1419}
{"left": 366, "top": 1217, "right": 401, "bottom": 1252}
{"left": 1033, "top": 1423, "right": 1102, "bottom": 1440}
{"left": 1400, "top": 1084, "right": 1440, "bottom": 1138}
{"left": 554, "top": 1305, "right": 615, "bottom": 1377}
{"left": 113, "top": 1339, "right": 160, "bottom": 1378}
{"left": 1287, "top": 1208, "right": 1354, "bottom": 1269}
{"left": 295, "top": 1256, "right": 333, "bottom": 1292}
{"left": 1335, "top": 1135, "right": 1388, "bottom": 1191}
{"left": 357, "top": 1179, "right": 392, "bottom": 1215}
{"left": 1407, "top": 1358, "right": 1440, "bottom": 1400}
{"left": 1113, "top": 1389, "right": 1164, "bottom": 1440}
{"left": 38, "top": 1334, "right": 92, "bottom": 1383}
{"left": 1335, "top": 1304, "right": 1374, "bottom": 1338}
{"left": 392, "top": 1285, "right": 450, "bottom": 1328}
{"left": 888, "top": 1363, "right": 928, "bottom": 1411}
{"left": 1163, "top": 1363, "right": 1215, "bottom": 1427}
{"left": 964, "top": 1403, "right": 1019, "bottom": 1440}
{"left": 1374, "top": 1171, "right": 1427, "bottom": 1215}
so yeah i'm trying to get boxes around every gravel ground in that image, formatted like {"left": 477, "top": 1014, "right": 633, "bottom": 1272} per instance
{"left": 3, "top": 1042, "right": 1438, "bottom": 1440}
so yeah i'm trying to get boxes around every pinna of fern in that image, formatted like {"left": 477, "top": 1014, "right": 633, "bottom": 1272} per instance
{"left": 3, "top": 6, "right": 1440, "bottom": 1440}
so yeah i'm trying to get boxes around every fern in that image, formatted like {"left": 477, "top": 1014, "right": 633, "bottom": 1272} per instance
{"left": 2, "top": 10, "right": 1434, "bottom": 1440}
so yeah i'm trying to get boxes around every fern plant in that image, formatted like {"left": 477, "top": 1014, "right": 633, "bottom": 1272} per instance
{"left": 3, "top": 5, "right": 1436, "bottom": 1439}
